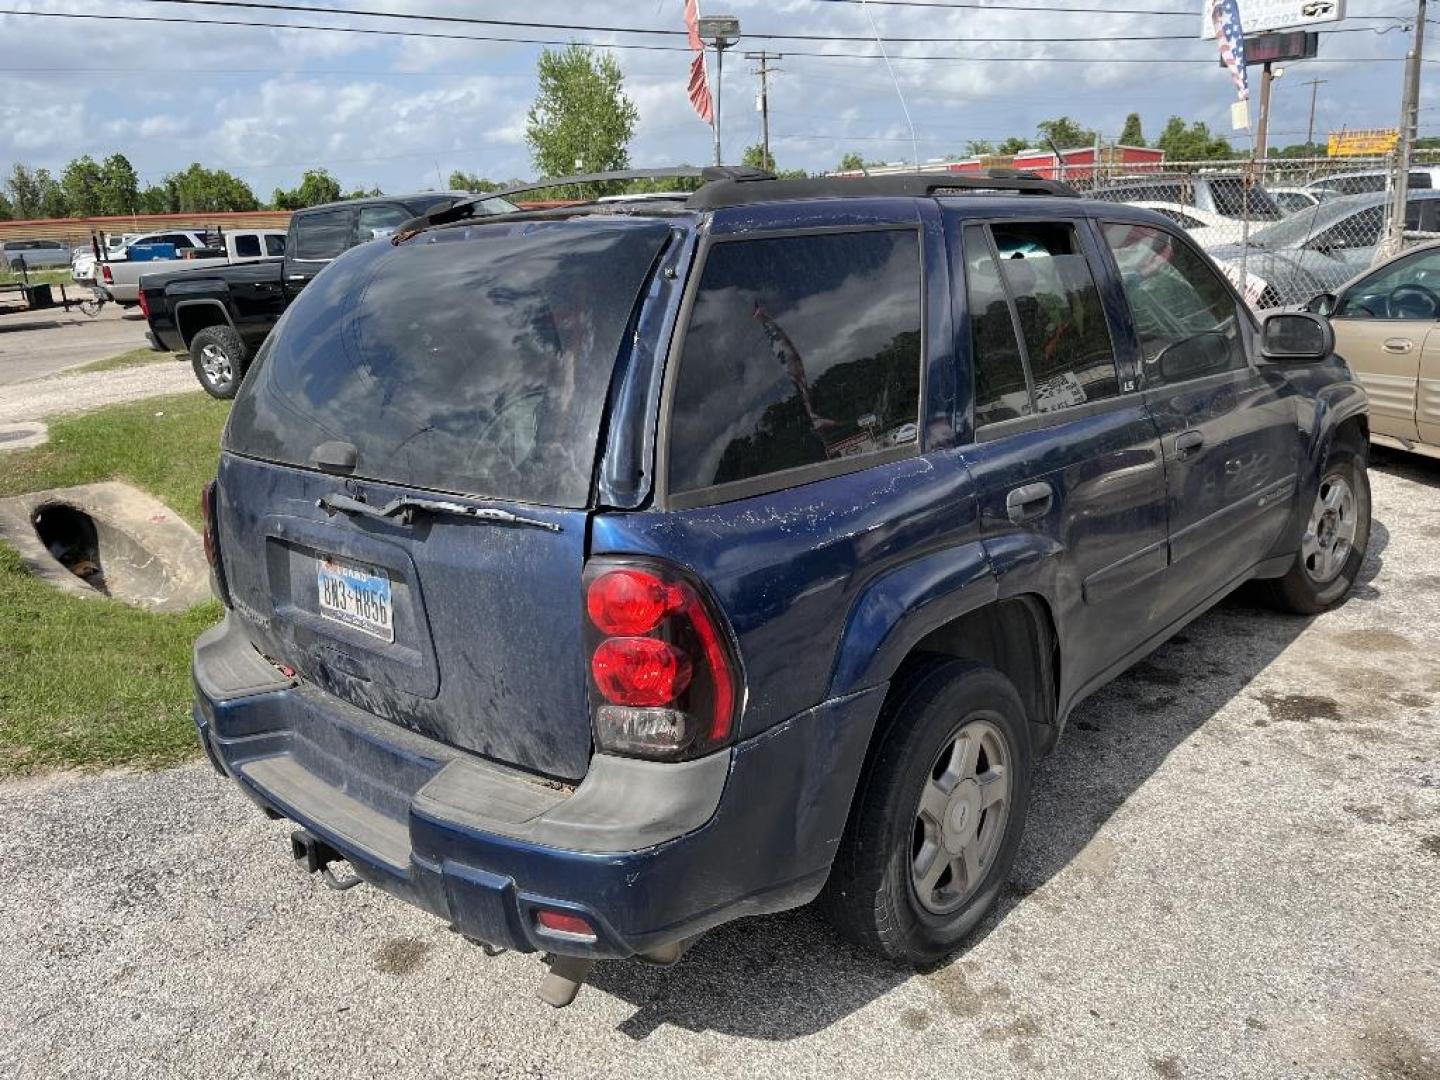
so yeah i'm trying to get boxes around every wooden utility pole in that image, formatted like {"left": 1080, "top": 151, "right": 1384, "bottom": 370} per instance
{"left": 1302, "top": 77, "right": 1328, "bottom": 149}
{"left": 744, "top": 51, "right": 783, "bottom": 170}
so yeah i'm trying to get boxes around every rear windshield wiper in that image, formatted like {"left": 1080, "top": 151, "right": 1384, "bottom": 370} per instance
{"left": 317, "top": 491, "right": 560, "bottom": 532}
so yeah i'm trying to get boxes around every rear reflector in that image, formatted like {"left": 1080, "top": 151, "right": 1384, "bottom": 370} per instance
{"left": 535, "top": 909, "right": 595, "bottom": 939}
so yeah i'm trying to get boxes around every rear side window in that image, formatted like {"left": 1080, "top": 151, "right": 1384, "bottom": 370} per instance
{"left": 265, "top": 234, "right": 286, "bottom": 256}
{"left": 963, "top": 225, "right": 1030, "bottom": 425}
{"left": 667, "top": 229, "right": 923, "bottom": 495}
{"left": 987, "top": 221, "right": 1119, "bottom": 414}
{"left": 1102, "top": 222, "right": 1247, "bottom": 386}
{"left": 227, "top": 219, "right": 670, "bottom": 508}
{"left": 233, "top": 234, "right": 261, "bottom": 257}
{"left": 293, "top": 209, "right": 353, "bottom": 260}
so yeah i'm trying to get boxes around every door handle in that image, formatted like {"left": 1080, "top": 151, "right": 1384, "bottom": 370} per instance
{"left": 1382, "top": 338, "right": 1415, "bottom": 354}
{"left": 1174, "top": 430, "right": 1205, "bottom": 460}
{"left": 1005, "top": 481, "right": 1054, "bottom": 524}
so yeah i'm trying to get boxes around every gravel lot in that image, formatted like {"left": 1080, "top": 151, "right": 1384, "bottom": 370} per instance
{"left": 1, "top": 454, "right": 1437, "bottom": 1080}
{"left": 0, "top": 302, "right": 150, "bottom": 387}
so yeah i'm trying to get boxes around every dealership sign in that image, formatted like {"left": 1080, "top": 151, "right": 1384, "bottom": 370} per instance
{"left": 1201, "top": 0, "right": 1346, "bottom": 38}
{"left": 1328, "top": 128, "right": 1401, "bottom": 157}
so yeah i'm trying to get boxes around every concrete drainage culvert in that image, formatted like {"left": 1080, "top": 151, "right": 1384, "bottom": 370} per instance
{"left": 0, "top": 481, "right": 210, "bottom": 611}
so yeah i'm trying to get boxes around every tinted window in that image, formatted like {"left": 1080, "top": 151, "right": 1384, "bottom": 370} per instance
{"left": 1207, "top": 177, "right": 1281, "bottom": 220}
{"left": 1313, "top": 208, "right": 1384, "bottom": 251}
{"left": 963, "top": 225, "right": 1030, "bottom": 425}
{"left": 160, "top": 234, "right": 194, "bottom": 249}
{"left": 1337, "top": 248, "right": 1440, "bottom": 319}
{"left": 233, "top": 234, "right": 261, "bottom": 257}
{"left": 358, "top": 204, "right": 412, "bottom": 239}
{"left": 1103, "top": 222, "right": 1247, "bottom": 386}
{"left": 293, "top": 209, "right": 353, "bottom": 260}
{"left": 265, "top": 234, "right": 286, "bottom": 256}
{"left": 990, "top": 222, "right": 1118, "bottom": 412}
{"left": 227, "top": 219, "right": 670, "bottom": 508}
{"left": 668, "top": 229, "right": 923, "bottom": 494}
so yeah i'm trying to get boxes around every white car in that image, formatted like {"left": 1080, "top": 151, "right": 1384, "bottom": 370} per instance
{"left": 1270, "top": 187, "right": 1329, "bottom": 215}
{"left": 72, "top": 230, "right": 207, "bottom": 283}
{"left": 1130, "top": 202, "right": 1238, "bottom": 250}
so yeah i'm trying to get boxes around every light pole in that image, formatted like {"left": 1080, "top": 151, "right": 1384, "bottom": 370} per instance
{"left": 698, "top": 15, "right": 740, "bottom": 165}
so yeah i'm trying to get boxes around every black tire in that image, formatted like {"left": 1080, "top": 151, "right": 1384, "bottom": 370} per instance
{"left": 1264, "top": 440, "right": 1371, "bottom": 615}
{"left": 189, "top": 325, "right": 247, "bottom": 399}
{"left": 820, "top": 657, "right": 1033, "bottom": 966}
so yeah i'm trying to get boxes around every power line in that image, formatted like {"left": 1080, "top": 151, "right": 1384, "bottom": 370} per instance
{"left": 0, "top": 8, "right": 1416, "bottom": 64}
{"left": 133, "top": 0, "right": 1397, "bottom": 44}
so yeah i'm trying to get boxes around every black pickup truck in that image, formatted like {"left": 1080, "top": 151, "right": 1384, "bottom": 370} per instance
{"left": 141, "top": 191, "right": 515, "bottom": 397}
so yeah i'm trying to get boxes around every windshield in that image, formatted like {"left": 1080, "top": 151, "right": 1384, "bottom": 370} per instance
{"left": 1246, "top": 195, "right": 1373, "bottom": 249}
{"left": 1207, "top": 176, "right": 1281, "bottom": 220}
{"left": 225, "top": 218, "right": 671, "bottom": 507}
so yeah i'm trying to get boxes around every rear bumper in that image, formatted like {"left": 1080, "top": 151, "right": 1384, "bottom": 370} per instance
{"left": 193, "top": 613, "right": 885, "bottom": 959}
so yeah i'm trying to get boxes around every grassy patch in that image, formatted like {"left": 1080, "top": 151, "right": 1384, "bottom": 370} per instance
{"left": 0, "top": 391, "right": 229, "bottom": 529}
{"left": 0, "top": 545, "right": 222, "bottom": 775}
{"left": 0, "top": 392, "right": 230, "bottom": 776}
{"left": 68, "top": 347, "right": 182, "bottom": 375}
{"left": 0, "top": 268, "right": 72, "bottom": 287}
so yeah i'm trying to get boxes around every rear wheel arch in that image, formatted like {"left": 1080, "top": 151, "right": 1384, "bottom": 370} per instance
{"left": 174, "top": 299, "right": 235, "bottom": 350}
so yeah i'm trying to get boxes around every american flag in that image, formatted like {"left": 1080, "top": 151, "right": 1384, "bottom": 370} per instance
{"left": 684, "top": 0, "right": 714, "bottom": 125}
{"left": 1211, "top": 0, "right": 1249, "bottom": 100}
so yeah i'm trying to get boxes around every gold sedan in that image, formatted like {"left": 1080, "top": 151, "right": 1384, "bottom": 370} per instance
{"left": 1313, "top": 241, "right": 1440, "bottom": 459}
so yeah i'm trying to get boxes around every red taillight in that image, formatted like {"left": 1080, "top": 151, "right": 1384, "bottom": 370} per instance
{"left": 586, "top": 569, "right": 679, "bottom": 636}
{"left": 137, "top": 289, "right": 149, "bottom": 318}
{"left": 101, "top": 264, "right": 112, "bottom": 284}
{"left": 592, "top": 637, "right": 692, "bottom": 707}
{"left": 535, "top": 909, "right": 595, "bottom": 940}
{"left": 583, "top": 560, "right": 739, "bottom": 761}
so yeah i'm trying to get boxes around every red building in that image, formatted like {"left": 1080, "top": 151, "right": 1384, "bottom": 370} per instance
{"left": 833, "top": 145, "right": 1166, "bottom": 184}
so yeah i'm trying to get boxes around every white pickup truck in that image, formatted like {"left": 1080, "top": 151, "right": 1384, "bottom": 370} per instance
{"left": 97, "top": 229, "right": 287, "bottom": 305}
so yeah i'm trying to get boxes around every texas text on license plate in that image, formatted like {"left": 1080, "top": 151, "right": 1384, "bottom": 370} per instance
{"left": 317, "top": 555, "right": 394, "bottom": 642}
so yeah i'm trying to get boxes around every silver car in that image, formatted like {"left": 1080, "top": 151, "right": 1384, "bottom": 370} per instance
{"left": 2, "top": 238, "right": 73, "bottom": 271}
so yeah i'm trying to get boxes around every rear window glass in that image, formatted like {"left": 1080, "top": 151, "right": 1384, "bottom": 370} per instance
{"left": 293, "top": 209, "right": 352, "bottom": 260}
{"left": 233, "top": 234, "right": 261, "bottom": 257}
{"left": 1207, "top": 177, "right": 1281, "bottom": 220}
{"left": 226, "top": 219, "right": 670, "bottom": 508}
{"left": 667, "top": 229, "right": 923, "bottom": 494}
{"left": 265, "top": 234, "right": 286, "bottom": 256}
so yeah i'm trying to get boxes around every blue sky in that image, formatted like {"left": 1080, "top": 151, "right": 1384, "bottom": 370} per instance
{"left": 0, "top": 0, "right": 1426, "bottom": 196}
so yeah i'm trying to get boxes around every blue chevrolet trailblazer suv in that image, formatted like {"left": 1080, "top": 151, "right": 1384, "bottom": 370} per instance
{"left": 193, "top": 167, "right": 1370, "bottom": 1006}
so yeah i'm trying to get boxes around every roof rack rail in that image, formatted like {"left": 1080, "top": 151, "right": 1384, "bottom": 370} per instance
{"left": 398, "top": 166, "right": 776, "bottom": 237}
{"left": 686, "top": 169, "right": 1078, "bottom": 209}
{"left": 392, "top": 165, "right": 1075, "bottom": 243}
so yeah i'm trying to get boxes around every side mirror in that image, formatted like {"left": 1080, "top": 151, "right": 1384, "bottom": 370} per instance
{"left": 1261, "top": 312, "right": 1334, "bottom": 364}
{"left": 1305, "top": 292, "right": 1338, "bottom": 317}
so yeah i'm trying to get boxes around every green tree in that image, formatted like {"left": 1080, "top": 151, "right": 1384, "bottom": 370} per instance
{"left": 35, "top": 169, "right": 68, "bottom": 218}
{"left": 98, "top": 153, "right": 140, "bottom": 214}
{"left": 1035, "top": 116, "right": 1096, "bottom": 149}
{"left": 5, "top": 164, "right": 43, "bottom": 218}
{"left": 997, "top": 136, "right": 1030, "bottom": 156}
{"left": 965, "top": 139, "right": 996, "bottom": 156}
{"left": 448, "top": 169, "right": 507, "bottom": 193}
{"left": 837, "top": 151, "right": 866, "bottom": 171}
{"left": 343, "top": 185, "right": 383, "bottom": 200}
{"left": 61, "top": 155, "right": 106, "bottom": 216}
{"left": 165, "top": 163, "right": 260, "bottom": 212}
{"left": 525, "top": 45, "right": 638, "bottom": 195}
{"left": 138, "top": 184, "right": 172, "bottom": 213}
{"left": 1155, "top": 116, "right": 1236, "bottom": 161}
{"left": 0, "top": 191, "right": 12, "bottom": 221}
{"left": 271, "top": 168, "right": 342, "bottom": 210}
{"left": 1119, "top": 112, "right": 1146, "bottom": 147}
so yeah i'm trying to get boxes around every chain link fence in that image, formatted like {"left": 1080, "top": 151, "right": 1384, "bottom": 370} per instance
{"left": 1072, "top": 151, "right": 1440, "bottom": 308}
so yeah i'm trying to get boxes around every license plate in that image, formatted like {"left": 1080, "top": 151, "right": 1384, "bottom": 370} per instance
{"left": 317, "top": 556, "right": 394, "bottom": 642}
